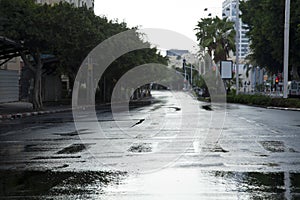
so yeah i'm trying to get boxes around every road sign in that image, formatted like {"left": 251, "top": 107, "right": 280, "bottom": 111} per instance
{"left": 220, "top": 60, "right": 233, "bottom": 79}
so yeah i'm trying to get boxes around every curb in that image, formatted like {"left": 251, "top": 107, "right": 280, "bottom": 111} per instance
{"left": 0, "top": 108, "right": 72, "bottom": 121}
{"left": 0, "top": 98, "right": 154, "bottom": 121}
{"left": 266, "top": 106, "right": 300, "bottom": 111}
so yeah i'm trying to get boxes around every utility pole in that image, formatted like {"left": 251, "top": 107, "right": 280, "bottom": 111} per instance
{"left": 283, "top": 0, "right": 290, "bottom": 98}
{"left": 183, "top": 58, "right": 186, "bottom": 90}
{"left": 235, "top": 0, "right": 240, "bottom": 95}
{"left": 191, "top": 63, "right": 193, "bottom": 86}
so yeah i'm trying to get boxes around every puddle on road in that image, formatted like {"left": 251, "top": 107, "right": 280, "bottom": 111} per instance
{"left": 128, "top": 143, "right": 152, "bottom": 153}
{"left": 102, "top": 168, "right": 300, "bottom": 199}
{"left": 56, "top": 143, "right": 94, "bottom": 154}
{"left": 131, "top": 119, "right": 145, "bottom": 127}
{"left": 201, "top": 144, "right": 229, "bottom": 153}
{"left": 213, "top": 171, "right": 300, "bottom": 199}
{"left": 29, "top": 118, "right": 74, "bottom": 124}
{"left": 53, "top": 129, "right": 93, "bottom": 136}
{"left": 259, "top": 141, "right": 285, "bottom": 152}
{"left": 0, "top": 170, "right": 126, "bottom": 199}
{"left": 167, "top": 106, "right": 181, "bottom": 111}
{"left": 291, "top": 173, "right": 300, "bottom": 193}
{"left": 32, "top": 155, "right": 81, "bottom": 160}
{"left": 24, "top": 144, "right": 55, "bottom": 153}
{"left": 216, "top": 172, "right": 286, "bottom": 199}
{"left": 202, "top": 105, "right": 213, "bottom": 111}
{"left": 0, "top": 144, "right": 24, "bottom": 156}
{"left": 259, "top": 141, "right": 298, "bottom": 153}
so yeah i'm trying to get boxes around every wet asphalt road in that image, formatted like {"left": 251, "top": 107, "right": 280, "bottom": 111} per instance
{"left": 0, "top": 90, "right": 300, "bottom": 199}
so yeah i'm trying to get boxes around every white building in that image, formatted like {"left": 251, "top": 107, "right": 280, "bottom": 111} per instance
{"left": 35, "top": 0, "right": 94, "bottom": 9}
{"left": 222, "top": 0, "right": 250, "bottom": 61}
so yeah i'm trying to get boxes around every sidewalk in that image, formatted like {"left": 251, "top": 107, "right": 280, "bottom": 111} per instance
{"left": 0, "top": 97, "right": 155, "bottom": 121}
{"left": 266, "top": 106, "right": 300, "bottom": 111}
{"left": 0, "top": 101, "right": 72, "bottom": 120}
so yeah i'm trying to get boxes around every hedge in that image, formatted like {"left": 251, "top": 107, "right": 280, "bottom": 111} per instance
{"left": 226, "top": 94, "right": 300, "bottom": 108}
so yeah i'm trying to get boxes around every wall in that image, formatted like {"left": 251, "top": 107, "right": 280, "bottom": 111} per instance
{"left": 0, "top": 70, "right": 19, "bottom": 103}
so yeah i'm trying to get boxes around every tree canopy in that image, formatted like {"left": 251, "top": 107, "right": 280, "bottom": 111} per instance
{"left": 195, "top": 16, "right": 236, "bottom": 64}
{"left": 0, "top": 0, "right": 167, "bottom": 109}
{"left": 240, "top": 0, "right": 300, "bottom": 79}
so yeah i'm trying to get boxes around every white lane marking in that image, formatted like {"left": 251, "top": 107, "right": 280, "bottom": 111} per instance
{"left": 193, "top": 141, "right": 200, "bottom": 153}
{"left": 270, "top": 129, "right": 280, "bottom": 134}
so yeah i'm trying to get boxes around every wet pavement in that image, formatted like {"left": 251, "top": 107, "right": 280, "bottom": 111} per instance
{"left": 0, "top": 90, "right": 300, "bottom": 199}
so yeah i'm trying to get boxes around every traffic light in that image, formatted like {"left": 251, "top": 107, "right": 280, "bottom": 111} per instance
{"left": 275, "top": 77, "right": 279, "bottom": 84}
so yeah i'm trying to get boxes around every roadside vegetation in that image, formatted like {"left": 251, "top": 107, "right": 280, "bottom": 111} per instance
{"left": 196, "top": 91, "right": 300, "bottom": 108}
{"left": 240, "top": 0, "right": 300, "bottom": 79}
{"left": 227, "top": 93, "right": 300, "bottom": 108}
{"left": 0, "top": 0, "right": 167, "bottom": 110}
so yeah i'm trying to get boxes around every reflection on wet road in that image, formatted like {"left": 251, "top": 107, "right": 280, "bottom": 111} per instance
{"left": 0, "top": 90, "right": 300, "bottom": 199}
{"left": 0, "top": 170, "right": 126, "bottom": 199}
{"left": 103, "top": 169, "right": 300, "bottom": 200}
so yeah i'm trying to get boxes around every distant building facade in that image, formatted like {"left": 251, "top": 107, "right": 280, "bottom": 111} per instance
{"left": 0, "top": 37, "right": 23, "bottom": 103}
{"left": 167, "top": 49, "right": 187, "bottom": 69}
{"left": 0, "top": 57, "right": 21, "bottom": 73}
{"left": 222, "top": 0, "right": 250, "bottom": 61}
{"left": 35, "top": 0, "right": 94, "bottom": 9}
{"left": 166, "top": 49, "right": 189, "bottom": 57}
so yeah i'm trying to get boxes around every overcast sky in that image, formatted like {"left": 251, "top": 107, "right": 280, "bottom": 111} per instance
{"left": 94, "top": 0, "right": 223, "bottom": 51}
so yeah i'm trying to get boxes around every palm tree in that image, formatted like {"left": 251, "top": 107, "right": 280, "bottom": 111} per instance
{"left": 195, "top": 18, "right": 215, "bottom": 58}
{"left": 213, "top": 17, "right": 236, "bottom": 63}
{"left": 195, "top": 16, "right": 236, "bottom": 64}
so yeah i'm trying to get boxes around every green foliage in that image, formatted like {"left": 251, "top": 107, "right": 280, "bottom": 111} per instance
{"left": 0, "top": 0, "right": 168, "bottom": 105}
{"left": 240, "top": 0, "right": 300, "bottom": 78}
{"left": 100, "top": 47, "right": 168, "bottom": 102}
{"left": 227, "top": 94, "right": 300, "bottom": 108}
{"left": 195, "top": 16, "right": 235, "bottom": 63}
{"left": 228, "top": 94, "right": 271, "bottom": 106}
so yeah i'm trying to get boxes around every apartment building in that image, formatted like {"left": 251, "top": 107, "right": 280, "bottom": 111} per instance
{"left": 222, "top": 0, "right": 250, "bottom": 61}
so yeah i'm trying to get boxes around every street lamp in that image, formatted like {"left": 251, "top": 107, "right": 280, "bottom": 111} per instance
{"left": 235, "top": 0, "right": 240, "bottom": 95}
{"left": 183, "top": 58, "right": 187, "bottom": 89}
{"left": 283, "top": 0, "right": 290, "bottom": 98}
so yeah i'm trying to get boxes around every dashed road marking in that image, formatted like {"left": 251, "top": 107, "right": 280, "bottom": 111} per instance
{"left": 270, "top": 129, "right": 280, "bottom": 134}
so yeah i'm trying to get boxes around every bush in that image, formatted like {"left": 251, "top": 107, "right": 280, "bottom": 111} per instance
{"left": 226, "top": 94, "right": 300, "bottom": 108}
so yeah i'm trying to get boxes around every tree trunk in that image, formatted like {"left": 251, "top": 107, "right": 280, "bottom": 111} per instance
{"left": 20, "top": 50, "right": 43, "bottom": 110}
{"left": 32, "top": 65, "right": 43, "bottom": 110}
{"left": 32, "top": 51, "right": 43, "bottom": 110}
{"left": 292, "top": 65, "right": 300, "bottom": 80}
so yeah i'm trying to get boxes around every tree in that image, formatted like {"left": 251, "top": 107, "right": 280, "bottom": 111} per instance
{"left": 195, "top": 17, "right": 236, "bottom": 94}
{"left": 0, "top": 0, "right": 55, "bottom": 109}
{"left": 195, "top": 16, "right": 236, "bottom": 64}
{"left": 45, "top": 3, "right": 110, "bottom": 87}
{"left": 240, "top": 0, "right": 300, "bottom": 80}
{"left": 101, "top": 43, "right": 168, "bottom": 102}
{"left": 0, "top": 0, "right": 168, "bottom": 108}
